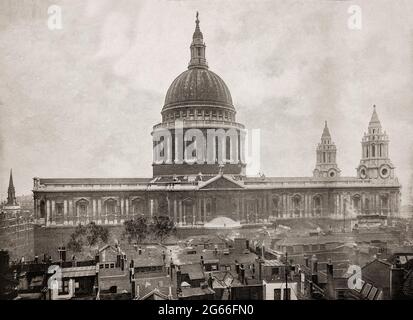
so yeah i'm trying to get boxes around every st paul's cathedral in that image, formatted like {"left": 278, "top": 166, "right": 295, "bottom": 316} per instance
{"left": 32, "top": 14, "right": 401, "bottom": 229}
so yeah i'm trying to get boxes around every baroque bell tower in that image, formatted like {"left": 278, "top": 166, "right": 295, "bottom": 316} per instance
{"left": 313, "top": 121, "right": 341, "bottom": 178}
{"left": 357, "top": 105, "right": 395, "bottom": 180}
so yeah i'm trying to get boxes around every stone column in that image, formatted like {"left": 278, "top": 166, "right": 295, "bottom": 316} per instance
{"left": 174, "top": 199, "right": 178, "bottom": 223}
{"left": 51, "top": 200, "right": 56, "bottom": 225}
{"left": 241, "top": 198, "right": 245, "bottom": 222}
{"left": 92, "top": 199, "right": 96, "bottom": 220}
{"left": 197, "top": 198, "right": 202, "bottom": 224}
{"left": 125, "top": 198, "right": 129, "bottom": 218}
{"left": 34, "top": 199, "right": 38, "bottom": 220}
{"left": 376, "top": 193, "right": 380, "bottom": 215}
{"left": 98, "top": 199, "right": 102, "bottom": 224}
{"left": 236, "top": 196, "right": 240, "bottom": 222}
{"left": 192, "top": 203, "right": 195, "bottom": 225}
{"left": 179, "top": 200, "right": 183, "bottom": 226}
{"left": 46, "top": 199, "right": 50, "bottom": 226}
{"left": 63, "top": 200, "right": 68, "bottom": 225}
{"left": 68, "top": 200, "right": 73, "bottom": 225}
{"left": 287, "top": 195, "right": 291, "bottom": 218}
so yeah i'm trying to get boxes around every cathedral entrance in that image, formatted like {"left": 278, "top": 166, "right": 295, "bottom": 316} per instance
{"left": 204, "top": 216, "right": 241, "bottom": 229}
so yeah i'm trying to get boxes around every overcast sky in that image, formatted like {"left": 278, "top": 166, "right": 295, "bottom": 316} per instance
{"left": 0, "top": 0, "right": 412, "bottom": 205}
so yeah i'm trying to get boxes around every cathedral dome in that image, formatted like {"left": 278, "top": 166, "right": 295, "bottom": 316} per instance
{"left": 162, "top": 12, "right": 234, "bottom": 113}
{"left": 163, "top": 68, "right": 234, "bottom": 111}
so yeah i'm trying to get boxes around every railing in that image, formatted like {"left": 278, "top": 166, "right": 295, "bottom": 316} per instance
{"left": 152, "top": 119, "right": 245, "bottom": 130}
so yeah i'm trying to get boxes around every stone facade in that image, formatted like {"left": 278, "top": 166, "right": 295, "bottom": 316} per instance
{"left": 32, "top": 14, "right": 401, "bottom": 229}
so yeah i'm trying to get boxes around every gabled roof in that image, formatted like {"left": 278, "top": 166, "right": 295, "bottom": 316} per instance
{"left": 137, "top": 288, "right": 171, "bottom": 300}
{"left": 362, "top": 258, "right": 392, "bottom": 271}
{"left": 198, "top": 174, "right": 244, "bottom": 190}
{"left": 179, "top": 286, "right": 215, "bottom": 298}
{"left": 180, "top": 263, "right": 205, "bottom": 280}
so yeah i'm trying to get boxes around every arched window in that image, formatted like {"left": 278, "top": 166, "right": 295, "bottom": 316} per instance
{"left": 352, "top": 195, "right": 361, "bottom": 213}
{"left": 76, "top": 199, "right": 89, "bottom": 217}
{"left": 272, "top": 197, "right": 280, "bottom": 218}
{"left": 380, "top": 195, "right": 389, "bottom": 214}
{"left": 313, "top": 196, "right": 322, "bottom": 216}
{"left": 364, "top": 198, "right": 370, "bottom": 214}
{"left": 292, "top": 195, "right": 301, "bottom": 216}
{"left": 183, "top": 198, "right": 194, "bottom": 225}
{"left": 131, "top": 198, "right": 145, "bottom": 216}
{"left": 105, "top": 199, "right": 117, "bottom": 215}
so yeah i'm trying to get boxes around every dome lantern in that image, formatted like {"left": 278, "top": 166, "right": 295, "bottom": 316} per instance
{"left": 188, "top": 12, "right": 208, "bottom": 69}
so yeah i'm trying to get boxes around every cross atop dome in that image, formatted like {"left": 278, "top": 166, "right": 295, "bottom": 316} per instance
{"left": 189, "top": 12, "right": 208, "bottom": 69}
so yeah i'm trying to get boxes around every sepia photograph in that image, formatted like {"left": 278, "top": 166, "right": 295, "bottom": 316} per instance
{"left": 0, "top": 0, "right": 412, "bottom": 307}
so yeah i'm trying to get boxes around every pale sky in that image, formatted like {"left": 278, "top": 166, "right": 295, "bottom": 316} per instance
{"left": 0, "top": 0, "right": 412, "bottom": 205}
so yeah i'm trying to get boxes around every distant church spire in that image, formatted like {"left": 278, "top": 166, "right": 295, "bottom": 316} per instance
{"left": 188, "top": 12, "right": 208, "bottom": 69}
{"left": 6, "top": 169, "right": 17, "bottom": 206}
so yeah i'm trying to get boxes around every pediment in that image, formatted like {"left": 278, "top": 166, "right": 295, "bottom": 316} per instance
{"left": 199, "top": 175, "right": 244, "bottom": 190}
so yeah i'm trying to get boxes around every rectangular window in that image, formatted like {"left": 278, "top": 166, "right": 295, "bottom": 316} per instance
{"left": 283, "top": 288, "right": 291, "bottom": 300}
{"left": 56, "top": 203, "right": 64, "bottom": 215}
{"left": 274, "top": 289, "right": 282, "bottom": 300}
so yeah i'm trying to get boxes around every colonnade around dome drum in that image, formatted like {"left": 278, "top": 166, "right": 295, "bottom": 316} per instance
{"left": 33, "top": 188, "right": 400, "bottom": 227}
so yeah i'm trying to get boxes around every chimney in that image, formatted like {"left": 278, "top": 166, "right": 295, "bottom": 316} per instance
{"left": 235, "top": 261, "right": 240, "bottom": 275}
{"left": 138, "top": 247, "right": 142, "bottom": 255}
{"left": 200, "top": 255, "right": 204, "bottom": 268}
{"left": 58, "top": 247, "right": 66, "bottom": 262}
{"left": 240, "top": 264, "right": 245, "bottom": 284}
{"left": 176, "top": 266, "right": 182, "bottom": 291}
{"left": 207, "top": 273, "right": 213, "bottom": 288}
{"left": 304, "top": 256, "right": 309, "bottom": 268}
{"left": 390, "top": 265, "right": 404, "bottom": 300}
{"left": 326, "top": 259, "right": 335, "bottom": 299}
{"left": 34, "top": 255, "right": 38, "bottom": 264}
{"left": 116, "top": 254, "right": 121, "bottom": 268}
{"left": 311, "top": 255, "right": 318, "bottom": 285}
{"left": 258, "top": 259, "right": 263, "bottom": 281}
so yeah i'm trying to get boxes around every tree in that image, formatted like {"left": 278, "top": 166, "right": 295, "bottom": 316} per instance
{"left": 151, "top": 216, "right": 176, "bottom": 243}
{"left": 67, "top": 222, "right": 110, "bottom": 254}
{"left": 123, "top": 216, "right": 149, "bottom": 244}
